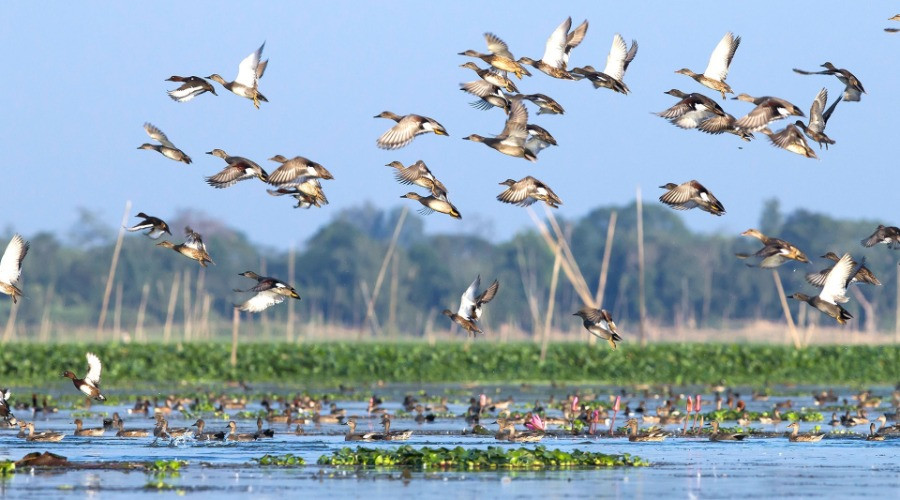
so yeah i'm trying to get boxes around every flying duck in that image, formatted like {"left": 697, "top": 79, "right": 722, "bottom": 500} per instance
{"left": 861, "top": 225, "right": 900, "bottom": 249}
{"left": 463, "top": 97, "right": 536, "bottom": 161}
{"left": 442, "top": 275, "right": 500, "bottom": 336}
{"left": 658, "top": 180, "right": 725, "bottom": 216}
{"left": 374, "top": 112, "right": 448, "bottom": 150}
{"left": 806, "top": 252, "right": 881, "bottom": 287}
{"left": 207, "top": 42, "right": 268, "bottom": 108}
{"left": 574, "top": 307, "right": 622, "bottom": 349}
{"left": 793, "top": 62, "right": 865, "bottom": 101}
{"left": 400, "top": 192, "right": 460, "bottom": 219}
{"left": 126, "top": 212, "right": 171, "bottom": 240}
{"left": 137, "top": 123, "right": 192, "bottom": 164}
{"left": 497, "top": 176, "right": 562, "bottom": 208}
{"left": 157, "top": 226, "right": 214, "bottom": 267}
{"left": 165, "top": 75, "right": 217, "bottom": 102}
{"left": 571, "top": 33, "right": 637, "bottom": 94}
{"left": 233, "top": 271, "right": 301, "bottom": 313}
{"left": 517, "top": 17, "right": 588, "bottom": 79}
{"left": 62, "top": 352, "right": 106, "bottom": 401}
{"left": 794, "top": 88, "right": 839, "bottom": 149}
{"left": 675, "top": 32, "right": 741, "bottom": 99}
{"left": 459, "top": 33, "right": 532, "bottom": 79}
{"left": 790, "top": 253, "right": 862, "bottom": 325}
{"left": 387, "top": 160, "right": 448, "bottom": 198}
{"left": 0, "top": 234, "right": 29, "bottom": 304}
{"left": 205, "top": 149, "right": 268, "bottom": 188}
{"left": 736, "top": 228, "right": 809, "bottom": 267}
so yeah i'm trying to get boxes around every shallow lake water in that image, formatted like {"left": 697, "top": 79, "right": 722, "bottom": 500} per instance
{"left": 0, "top": 383, "right": 897, "bottom": 498}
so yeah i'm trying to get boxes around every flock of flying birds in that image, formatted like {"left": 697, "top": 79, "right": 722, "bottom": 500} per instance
{"left": 3, "top": 15, "right": 900, "bottom": 349}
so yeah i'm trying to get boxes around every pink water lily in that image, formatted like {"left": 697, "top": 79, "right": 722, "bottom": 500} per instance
{"left": 571, "top": 396, "right": 579, "bottom": 412}
{"left": 695, "top": 395, "right": 702, "bottom": 412}
{"left": 686, "top": 396, "right": 694, "bottom": 413}
{"left": 479, "top": 394, "right": 487, "bottom": 408}
{"left": 525, "top": 413, "right": 546, "bottom": 431}
{"left": 613, "top": 395, "right": 621, "bottom": 412}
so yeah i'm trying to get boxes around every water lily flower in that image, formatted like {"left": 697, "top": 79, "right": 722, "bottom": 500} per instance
{"left": 525, "top": 413, "right": 546, "bottom": 432}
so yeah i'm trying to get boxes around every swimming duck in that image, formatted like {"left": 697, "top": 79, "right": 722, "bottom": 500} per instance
{"left": 254, "top": 417, "right": 275, "bottom": 439}
{"left": 0, "top": 234, "right": 29, "bottom": 304}
{"left": 571, "top": 34, "right": 637, "bottom": 94}
{"left": 842, "top": 409, "right": 869, "bottom": 427}
{"left": 191, "top": 418, "right": 225, "bottom": 441}
{"left": 517, "top": 17, "right": 588, "bottom": 80}
{"left": 463, "top": 97, "right": 535, "bottom": 161}
{"left": 459, "top": 33, "right": 532, "bottom": 79}
{"left": 234, "top": 271, "right": 301, "bottom": 313}
{"left": 380, "top": 414, "right": 413, "bottom": 441}
{"left": 521, "top": 93, "right": 565, "bottom": 115}
{"left": 165, "top": 75, "right": 217, "bottom": 102}
{"left": 443, "top": 275, "right": 500, "bottom": 336}
{"left": 875, "top": 415, "right": 900, "bottom": 435}
{"left": 208, "top": 42, "right": 268, "bottom": 108}
{"left": 574, "top": 307, "right": 621, "bottom": 349}
{"left": 736, "top": 228, "right": 810, "bottom": 267}
{"left": 861, "top": 225, "right": 900, "bottom": 249}
{"left": 496, "top": 176, "right": 562, "bottom": 208}
{"left": 387, "top": 160, "right": 448, "bottom": 198}
{"left": 25, "top": 422, "right": 64, "bottom": 442}
{"left": 115, "top": 420, "right": 149, "bottom": 438}
{"left": 785, "top": 422, "right": 824, "bottom": 442}
{"left": 401, "top": 192, "right": 461, "bottom": 219}
{"left": 157, "top": 227, "right": 214, "bottom": 267}
{"left": 62, "top": 352, "right": 105, "bottom": 401}
{"left": 795, "top": 88, "right": 839, "bottom": 149}
{"left": 205, "top": 149, "right": 268, "bottom": 188}
{"left": 343, "top": 417, "right": 377, "bottom": 441}
{"left": 126, "top": 212, "right": 172, "bottom": 240}
{"left": 73, "top": 418, "right": 105, "bottom": 437}
{"left": 267, "top": 155, "right": 333, "bottom": 186}
{"left": 866, "top": 422, "right": 885, "bottom": 441}
{"left": 806, "top": 252, "right": 881, "bottom": 288}
{"left": 625, "top": 418, "right": 666, "bottom": 442}
{"left": 675, "top": 32, "right": 741, "bottom": 99}
{"left": 156, "top": 417, "right": 191, "bottom": 438}
{"left": 226, "top": 421, "right": 256, "bottom": 442}
{"left": 790, "top": 253, "right": 861, "bottom": 325}
{"left": 658, "top": 180, "right": 725, "bottom": 216}
{"left": 374, "top": 111, "right": 448, "bottom": 150}
{"left": 138, "top": 123, "right": 192, "bottom": 164}
{"left": 793, "top": 62, "right": 865, "bottom": 102}
{"left": 709, "top": 420, "right": 747, "bottom": 441}
{"left": 459, "top": 62, "right": 519, "bottom": 92}
{"left": 766, "top": 124, "right": 818, "bottom": 159}
{"left": 460, "top": 79, "right": 510, "bottom": 111}
{"left": 733, "top": 94, "right": 805, "bottom": 132}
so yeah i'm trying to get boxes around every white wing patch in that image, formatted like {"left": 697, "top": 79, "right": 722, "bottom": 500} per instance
{"left": 85, "top": 352, "right": 103, "bottom": 386}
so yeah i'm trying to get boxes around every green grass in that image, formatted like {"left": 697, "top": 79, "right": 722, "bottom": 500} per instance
{"left": 1, "top": 342, "right": 897, "bottom": 385}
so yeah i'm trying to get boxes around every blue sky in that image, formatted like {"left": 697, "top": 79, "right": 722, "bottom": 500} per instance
{"left": 3, "top": 2, "right": 897, "bottom": 249}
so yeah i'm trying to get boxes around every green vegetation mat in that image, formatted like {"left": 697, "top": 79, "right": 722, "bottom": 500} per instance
{"left": 316, "top": 446, "right": 649, "bottom": 469}
{"left": 1, "top": 342, "right": 896, "bottom": 385}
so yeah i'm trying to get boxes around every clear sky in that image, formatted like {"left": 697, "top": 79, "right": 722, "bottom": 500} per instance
{"left": 3, "top": 2, "right": 898, "bottom": 250}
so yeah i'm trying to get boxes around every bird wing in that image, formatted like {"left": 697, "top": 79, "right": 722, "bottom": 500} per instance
{"left": 498, "top": 179, "right": 536, "bottom": 206}
{"left": 167, "top": 83, "right": 202, "bottom": 102}
{"left": 0, "top": 234, "right": 28, "bottom": 285}
{"left": 235, "top": 43, "right": 264, "bottom": 87}
{"left": 460, "top": 79, "right": 500, "bottom": 98}
{"left": 377, "top": 116, "right": 419, "bottom": 150}
{"left": 85, "top": 352, "right": 102, "bottom": 386}
{"left": 579, "top": 308, "right": 606, "bottom": 324}
{"left": 602, "top": 34, "right": 628, "bottom": 82}
{"left": 769, "top": 125, "right": 805, "bottom": 150}
{"left": 623, "top": 40, "right": 638, "bottom": 72}
{"left": 805, "top": 268, "right": 831, "bottom": 288}
{"left": 499, "top": 98, "right": 529, "bottom": 139}
{"left": 819, "top": 253, "right": 854, "bottom": 304}
{"left": 541, "top": 17, "right": 571, "bottom": 69}
{"left": 703, "top": 32, "right": 740, "bottom": 81}
{"left": 564, "top": 20, "right": 589, "bottom": 67}
{"left": 256, "top": 59, "right": 268, "bottom": 80}
{"left": 457, "top": 275, "right": 480, "bottom": 318}
{"left": 658, "top": 182, "right": 696, "bottom": 207}
{"left": 237, "top": 290, "right": 285, "bottom": 313}
{"left": 206, "top": 165, "right": 251, "bottom": 188}
{"left": 735, "top": 105, "right": 777, "bottom": 131}
{"left": 807, "top": 88, "right": 828, "bottom": 133}
{"left": 267, "top": 161, "right": 308, "bottom": 185}
{"left": 183, "top": 227, "right": 207, "bottom": 252}
{"left": 822, "top": 92, "right": 840, "bottom": 124}
{"left": 476, "top": 279, "right": 499, "bottom": 306}
{"left": 144, "top": 123, "right": 174, "bottom": 148}
{"left": 484, "top": 33, "right": 513, "bottom": 59}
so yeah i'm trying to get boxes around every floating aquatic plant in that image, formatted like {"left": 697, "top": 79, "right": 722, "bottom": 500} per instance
{"left": 253, "top": 454, "right": 306, "bottom": 466}
{"left": 317, "top": 445, "right": 649, "bottom": 469}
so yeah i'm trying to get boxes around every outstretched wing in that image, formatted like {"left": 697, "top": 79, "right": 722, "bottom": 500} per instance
{"left": 0, "top": 234, "right": 28, "bottom": 286}
{"left": 457, "top": 275, "right": 480, "bottom": 318}
{"left": 703, "top": 32, "right": 740, "bottom": 81}
{"left": 235, "top": 43, "right": 264, "bottom": 87}
{"left": 85, "top": 352, "right": 102, "bottom": 386}
{"left": 237, "top": 290, "right": 285, "bottom": 313}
